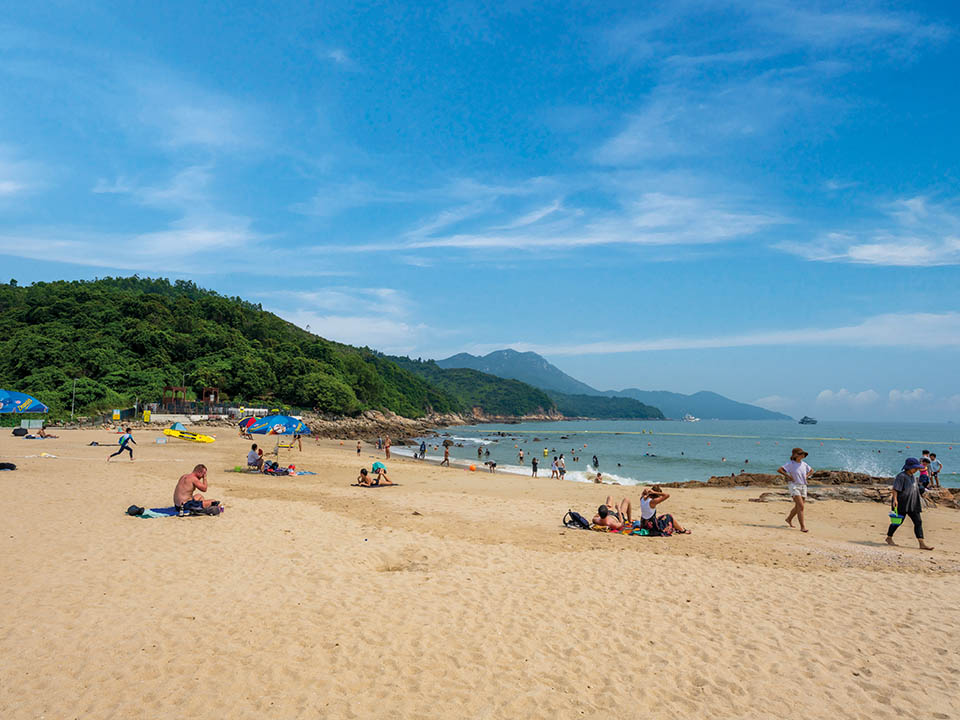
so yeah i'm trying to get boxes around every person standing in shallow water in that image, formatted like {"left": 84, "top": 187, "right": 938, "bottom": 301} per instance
{"left": 887, "top": 458, "right": 934, "bottom": 550}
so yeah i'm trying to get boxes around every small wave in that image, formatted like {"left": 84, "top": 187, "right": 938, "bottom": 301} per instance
{"left": 448, "top": 436, "right": 494, "bottom": 445}
{"left": 564, "top": 466, "right": 644, "bottom": 486}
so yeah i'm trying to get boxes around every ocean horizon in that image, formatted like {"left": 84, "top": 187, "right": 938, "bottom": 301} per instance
{"left": 400, "top": 419, "right": 960, "bottom": 488}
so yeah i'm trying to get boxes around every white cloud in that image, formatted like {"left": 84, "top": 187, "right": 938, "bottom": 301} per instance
{"left": 260, "top": 287, "right": 412, "bottom": 319}
{"left": 888, "top": 388, "right": 931, "bottom": 404}
{"left": 816, "top": 388, "right": 880, "bottom": 407}
{"left": 780, "top": 196, "right": 960, "bottom": 266}
{"left": 593, "top": 75, "right": 824, "bottom": 165}
{"left": 472, "top": 311, "right": 960, "bottom": 356}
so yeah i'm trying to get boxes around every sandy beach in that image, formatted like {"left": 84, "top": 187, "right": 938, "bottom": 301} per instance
{"left": 2, "top": 427, "right": 959, "bottom": 719}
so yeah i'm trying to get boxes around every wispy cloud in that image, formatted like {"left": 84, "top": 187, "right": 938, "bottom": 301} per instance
{"left": 470, "top": 312, "right": 960, "bottom": 356}
{"left": 0, "top": 145, "right": 41, "bottom": 196}
{"left": 780, "top": 196, "right": 960, "bottom": 266}
{"left": 128, "top": 72, "right": 265, "bottom": 150}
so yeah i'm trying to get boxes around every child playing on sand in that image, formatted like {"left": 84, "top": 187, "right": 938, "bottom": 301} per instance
{"left": 107, "top": 428, "right": 136, "bottom": 462}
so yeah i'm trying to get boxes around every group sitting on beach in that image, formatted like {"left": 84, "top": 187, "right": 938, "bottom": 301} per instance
{"left": 592, "top": 486, "right": 690, "bottom": 536}
{"left": 357, "top": 462, "right": 393, "bottom": 486}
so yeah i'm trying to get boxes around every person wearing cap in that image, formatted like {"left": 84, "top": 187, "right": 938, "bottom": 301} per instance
{"left": 777, "top": 448, "right": 813, "bottom": 532}
{"left": 886, "top": 458, "right": 934, "bottom": 550}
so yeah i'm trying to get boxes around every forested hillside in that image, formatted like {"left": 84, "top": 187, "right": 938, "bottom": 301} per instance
{"left": 386, "top": 356, "right": 557, "bottom": 416}
{"left": 0, "top": 278, "right": 458, "bottom": 419}
{"left": 549, "top": 392, "right": 664, "bottom": 419}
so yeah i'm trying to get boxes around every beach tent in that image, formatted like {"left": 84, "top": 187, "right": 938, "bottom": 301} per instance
{"left": 170, "top": 421, "right": 187, "bottom": 432}
{"left": 0, "top": 390, "right": 50, "bottom": 414}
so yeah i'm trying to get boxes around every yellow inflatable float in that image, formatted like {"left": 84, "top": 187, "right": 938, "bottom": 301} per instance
{"left": 163, "top": 422, "right": 215, "bottom": 443}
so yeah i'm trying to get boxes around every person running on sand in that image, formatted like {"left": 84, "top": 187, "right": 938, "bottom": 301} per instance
{"left": 639, "top": 486, "right": 690, "bottom": 535}
{"left": 441, "top": 445, "right": 450, "bottom": 467}
{"left": 593, "top": 496, "right": 633, "bottom": 531}
{"left": 886, "top": 458, "right": 934, "bottom": 550}
{"left": 107, "top": 428, "right": 136, "bottom": 462}
{"left": 778, "top": 447, "right": 812, "bottom": 532}
{"left": 174, "top": 464, "right": 219, "bottom": 513}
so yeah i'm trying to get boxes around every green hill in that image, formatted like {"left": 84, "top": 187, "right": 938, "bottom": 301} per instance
{"left": 548, "top": 392, "right": 664, "bottom": 420}
{"left": 386, "top": 356, "right": 556, "bottom": 417}
{"left": 0, "top": 278, "right": 460, "bottom": 419}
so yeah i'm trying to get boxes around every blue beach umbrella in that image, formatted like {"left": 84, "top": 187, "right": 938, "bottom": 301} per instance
{"left": 0, "top": 390, "right": 50, "bottom": 414}
{"left": 248, "top": 415, "right": 311, "bottom": 436}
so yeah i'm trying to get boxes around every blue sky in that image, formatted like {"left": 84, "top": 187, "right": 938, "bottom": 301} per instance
{"left": 2, "top": 1, "right": 959, "bottom": 421}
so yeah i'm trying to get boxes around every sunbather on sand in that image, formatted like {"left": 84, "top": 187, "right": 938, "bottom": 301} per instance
{"left": 593, "top": 495, "right": 633, "bottom": 530}
{"left": 357, "top": 463, "right": 394, "bottom": 486}
{"left": 174, "top": 464, "right": 219, "bottom": 512}
{"left": 639, "top": 486, "right": 690, "bottom": 535}
{"left": 38, "top": 425, "right": 58, "bottom": 438}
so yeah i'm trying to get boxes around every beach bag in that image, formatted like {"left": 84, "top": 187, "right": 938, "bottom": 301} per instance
{"left": 0, "top": 462, "right": 16, "bottom": 471}
{"left": 563, "top": 510, "right": 591, "bottom": 530}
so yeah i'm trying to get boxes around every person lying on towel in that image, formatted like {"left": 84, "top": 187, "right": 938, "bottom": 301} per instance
{"left": 174, "top": 464, "right": 220, "bottom": 515}
{"left": 593, "top": 495, "right": 634, "bottom": 531}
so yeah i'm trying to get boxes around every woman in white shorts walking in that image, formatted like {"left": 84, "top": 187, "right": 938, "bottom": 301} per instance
{"left": 778, "top": 447, "right": 813, "bottom": 533}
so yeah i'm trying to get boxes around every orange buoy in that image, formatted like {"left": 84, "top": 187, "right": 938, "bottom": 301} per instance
{"left": 469, "top": 464, "right": 476, "bottom": 472}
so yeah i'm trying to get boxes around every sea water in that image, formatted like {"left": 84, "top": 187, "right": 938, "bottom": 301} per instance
{"left": 396, "top": 419, "right": 960, "bottom": 488}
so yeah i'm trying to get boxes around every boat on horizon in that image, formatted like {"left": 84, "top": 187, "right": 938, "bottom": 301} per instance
{"left": 681, "top": 414, "right": 701, "bottom": 422}
{"left": 799, "top": 416, "right": 818, "bottom": 425}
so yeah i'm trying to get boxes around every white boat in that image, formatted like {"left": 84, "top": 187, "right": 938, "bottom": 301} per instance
{"left": 681, "top": 414, "right": 700, "bottom": 422}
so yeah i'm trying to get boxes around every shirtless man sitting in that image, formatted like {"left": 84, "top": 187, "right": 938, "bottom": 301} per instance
{"left": 174, "top": 464, "right": 220, "bottom": 515}
{"left": 592, "top": 495, "right": 633, "bottom": 530}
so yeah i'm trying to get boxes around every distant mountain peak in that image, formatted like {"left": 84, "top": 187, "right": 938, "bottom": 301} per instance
{"left": 437, "top": 349, "right": 792, "bottom": 421}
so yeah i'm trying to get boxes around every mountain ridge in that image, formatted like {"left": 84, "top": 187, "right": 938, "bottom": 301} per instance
{"left": 437, "top": 349, "right": 792, "bottom": 421}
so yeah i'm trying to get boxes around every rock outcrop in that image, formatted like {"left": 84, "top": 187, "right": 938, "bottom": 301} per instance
{"left": 663, "top": 471, "right": 959, "bottom": 509}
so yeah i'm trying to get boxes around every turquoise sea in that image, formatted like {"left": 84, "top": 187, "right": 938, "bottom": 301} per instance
{"left": 400, "top": 420, "right": 960, "bottom": 488}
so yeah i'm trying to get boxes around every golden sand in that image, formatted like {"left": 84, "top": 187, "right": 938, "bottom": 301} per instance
{"left": 2, "top": 428, "right": 958, "bottom": 719}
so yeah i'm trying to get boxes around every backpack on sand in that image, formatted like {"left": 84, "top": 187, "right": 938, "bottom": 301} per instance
{"left": 563, "top": 510, "right": 591, "bottom": 530}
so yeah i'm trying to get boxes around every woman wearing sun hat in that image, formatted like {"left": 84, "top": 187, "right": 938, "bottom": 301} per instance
{"left": 778, "top": 447, "right": 813, "bottom": 532}
{"left": 886, "top": 458, "right": 934, "bottom": 550}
